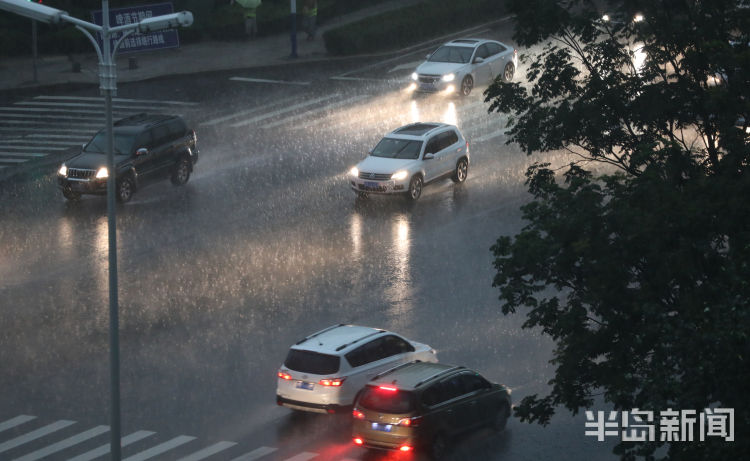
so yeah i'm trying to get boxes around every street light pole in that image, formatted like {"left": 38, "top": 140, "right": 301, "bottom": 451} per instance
{"left": 0, "top": 2, "right": 192, "bottom": 459}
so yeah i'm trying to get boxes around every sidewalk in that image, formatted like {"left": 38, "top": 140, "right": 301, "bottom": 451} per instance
{"left": 0, "top": 0, "right": 423, "bottom": 94}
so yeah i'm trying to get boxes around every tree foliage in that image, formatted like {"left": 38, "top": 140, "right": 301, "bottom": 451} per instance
{"left": 485, "top": 0, "right": 749, "bottom": 459}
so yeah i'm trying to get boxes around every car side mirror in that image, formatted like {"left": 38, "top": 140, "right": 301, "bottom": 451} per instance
{"left": 135, "top": 147, "right": 148, "bottom": 157}
{"left": 426, "top": 53, "right": 431, "bottom": 59}
{"left": 474, "top": 56, "right": 485, "bottom": 64}
{"left": 424, "top": 153, "right": 435, "bottom": 160}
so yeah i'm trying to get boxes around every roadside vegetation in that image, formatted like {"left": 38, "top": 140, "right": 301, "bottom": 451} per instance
{"left": 485, "top": 0, "right": 749, "bottom": 460}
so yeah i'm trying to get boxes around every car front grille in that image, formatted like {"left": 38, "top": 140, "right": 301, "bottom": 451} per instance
{"left": 418, "top": 74, "right": 441, "bottom": 84}
{"left": 358, "top": 172, "right": 392, "bottom": 181}
{"left": 68, "top": 168, "right": 96, "bottom": 180}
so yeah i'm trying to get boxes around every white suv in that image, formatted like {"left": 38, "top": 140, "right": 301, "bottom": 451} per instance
{"left": 348, "top": 123, "right": 469, "bottom": 201}
{"left": 276, "top": 324, "right": 437, "bottom": 414}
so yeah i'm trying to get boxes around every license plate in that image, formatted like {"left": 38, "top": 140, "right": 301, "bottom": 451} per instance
{"left": 371, "top": 423, "right": 393, "bottom": 432}
{"left": 296, "top": 381, "right": 314, "bottom": 391}
{"left": 364, "top": 181, "right": 378, "bottom": 188}
{"left": 420, "top": 83, "right": 435, "bottom": 90}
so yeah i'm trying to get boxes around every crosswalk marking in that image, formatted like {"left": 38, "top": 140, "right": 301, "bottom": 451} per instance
{"left": 283, "top": 452, "right": 318, "bottom": 461}
{"left": 230, "top": 76, "right": 311, "bottom": 86}
{"left": 260, "top": 95, "right": 371, "bottom": 129}
{"left": 13, "top": 425, "right": 109, "bottom": 461}
{"left": 0, "top": 141, "right": 80, "bottom": 147}
{"left": 0, "top": 157, "right": 34, "bottom": 163}
{"left": 230, "top": 446, "right": 278, "bottom": 461}
{"left": 0, "top": 152, "right": 47, "bottom": 158}
{"left": 67, "top": 430, "right": 155, "bottom": 461}
{"left": 0, "top": 415, "right": 36, "bottom": 433}
{"left": 122, "top": 435, "right": 196, "bottom": 461}
{"left": 230, "top": 95, "right": 339, "bottom": 128}
{"left": 177, "top": 441, "right": 237, "bottom": 461}
{"left": 17, "top": 101, "right": 177, "bottom": 111}
{"left": 199, "top": 94, "right": 302, "bottom": 127}
{"left": 0, "top": 420, "right": 76, "bottom": 454}
{"left": 33, "top": 95, "right": 199, "bottom": 106}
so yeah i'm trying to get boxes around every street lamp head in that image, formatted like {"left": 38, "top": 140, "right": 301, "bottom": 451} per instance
{"left": 137, "top": 11, "right": 193, "bottom": 33}
{"left": 0, "top": 0, "right": 68, "bottom": 23}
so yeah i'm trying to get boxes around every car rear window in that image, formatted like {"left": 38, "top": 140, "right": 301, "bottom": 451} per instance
{"left": 284, "top": 349, "right": 340, "bottom": 375}
{"left": 358, "top": 386, "right": 415, "bottom": 413}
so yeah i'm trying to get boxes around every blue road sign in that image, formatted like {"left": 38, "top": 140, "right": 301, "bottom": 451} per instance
{"left": 91, "top": 2, "right": 180, "bottom": 54}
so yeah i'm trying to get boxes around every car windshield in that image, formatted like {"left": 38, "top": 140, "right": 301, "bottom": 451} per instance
{"left": 358, "top": 386, "right": 415, "bottom": 413}
{"left": 428, "top": 45, "right": 473, "bottom": 64}
{"left": 371, "top": 138, "right": 422, "bottom": 160}
{"left": 284, "top": 349, "right": 340, "bottom": 375}
{"left": 84, "top": 132, "right": 136, "bottom": 155}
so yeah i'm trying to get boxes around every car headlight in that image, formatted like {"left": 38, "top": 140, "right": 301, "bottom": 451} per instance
{"left": 391, "top": 170, "right": 408, "bottom": 181}
{"left": 349, "top": 166, "right": 359, "bottom": 177}
{"left": 442, "top": 73, "right": 455, "bottom": 82}
{"left": 95, "top": 167, "right": 108, "bottom": 179}
{"left": 411, "top": 72, "right": 418, "bottom": 81}
{"left": 58, "top": 164, "right": 67, "bottom": 176}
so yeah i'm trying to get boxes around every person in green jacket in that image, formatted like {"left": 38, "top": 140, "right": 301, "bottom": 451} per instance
{"left": 232, "top": 0, "right": 261, "bottom": 39}
{"left": 302, "top": 0, "right": 317, "bottom": 41}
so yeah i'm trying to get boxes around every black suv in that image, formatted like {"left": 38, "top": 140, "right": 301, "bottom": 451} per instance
{"left": 352, "top": 361, "right": 511, "bottom": 459}
{"left": 57, "top": 113, "right": 199, "bottom": 203}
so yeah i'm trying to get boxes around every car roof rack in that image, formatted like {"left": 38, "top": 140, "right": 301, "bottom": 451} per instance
{"left": 371, "top": 360, "right": 421, "bottom": 381}
{"left": 113, "top": 113, "right": 171, "bottom": 127}
{"left": 414, "top": 365, "right": 465, "bottom": 388}
{"left": 295, "top": 323, "right": 347, "bottom": 345}
{"left": 335, "top": 329, "right": 386, "bottom": 351}
{"left": 393, "top": 123, "right": 443, "bottom": 136}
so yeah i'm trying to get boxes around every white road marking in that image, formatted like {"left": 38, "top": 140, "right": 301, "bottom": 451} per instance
{"left": 67, "top": 430, "right": 155, "bottom": 461}
{"left": 230, "top": 446, "right": 278, "bottom": 461}
{"left": 0, "top": 152, "right": 47, "bottom": 158}
{"left": 0, "top": 420, "right": 76, "bottom": 454}
{"left": 0, "top": 129, "right": 92, "bottom": 135}
{"left": 0, "top": 120, "right": 103, "bottom": 127}
{"left": 16, "top": 101, "right": 180, "bottom": 111}
{"left": 122, "top": 435, "right": 196, "bottom": 461}
{"left": 388, "top": 60, "right": 423, "bottom": 73}
{"left": 177, "top": 441, "right": 237, "bottom": 461}
{"left": 472, "top": 127, "right": 508, "bottom": 142}
{"left": 260, "top": 95, "right": 370, "bottom": 129}
{"left": 14, "top": 425, "right": 109, "bottom": 461}
{"left": 283, "top": 453, "right": 318, "bottom": 461}
{"left": 0, "top": 113, "right": 105, "bottom": 121}
{"left": 199, "top": 94, "right": 301, "bottom": 127}
{"left": 34, "top": 95, "right": 198, "bottom": 106}
{"left": 230, "top": 76, "right": 310, "bottom": 86}
{"left": 0, "top": 145, "right": 68, "bottom": 150}
{"left": 229, "top": 95, "right": 338, "bottom": 128}
{"left": 0, "top": 415, "right": 35, "bottom": 433}
{"left": 27, "top": 134, "right": 91, "bottom": 140}
{"left": 0, "top": 140, "right": 82, "bottom": 146}
{"left": 0, "top": 158, "right": 30, "bottom": 163}
{"left": 329, "top": 76, "right": 393, "bottom": 82}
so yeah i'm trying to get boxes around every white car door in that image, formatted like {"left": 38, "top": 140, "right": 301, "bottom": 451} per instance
{"left": 472, "top": 44, "right": 493, "bottom": 85}
{"left": 487, "top": 42, "right": 510, "bottom": 80}
{"left": 422, "top": 135, "right": 444, "bottom": 182}
{"left": 343, "top": 336, "right": 410, "bottom": 403}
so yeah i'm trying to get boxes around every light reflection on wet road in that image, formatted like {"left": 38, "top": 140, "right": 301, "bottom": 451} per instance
{"left": 0, "top": 57, "right": 617, "bottom": 459}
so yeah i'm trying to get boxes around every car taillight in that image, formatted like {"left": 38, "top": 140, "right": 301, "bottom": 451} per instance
{"left": 353, "top": 437, "right": 364, "bottom": 445}
{"left": 397, "top": 416, "right": 422, "bottom": 427}
{"left": 319, "top": 377, "right": 346, "bottom": 386}
{"left": 378, "top": 385, "right": 398, "bottom": 392}
{"left": 352, "top": 409, "right": 365, "bottom": 419}
{"left": 277, "top": 371, "right": 292, "bottom": 380}
{"left": 399, "top": 445, "right": 413, "bottom": 452}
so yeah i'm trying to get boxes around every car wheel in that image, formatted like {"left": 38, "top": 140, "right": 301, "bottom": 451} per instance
{"left": 460, "top": 75, "right": 473, "bottom": 97}
{"left": 492, "top": 403, "right": 510, "bottom": 432}
{"left": 171, "top": 156, "right": 191, "bottom": 185}
{"left": 503, "top": 62, "right": 515, "bottom": 82}
{"left": 116, "top": 175, "right": 134, "bottom": 203}
{"left": 62, "top": 187, "right": 81, "bottom": 201}
{"left": 406, "top": 175, "right": 422, "bottom": 201}
{"left": 430, "top": 433, "right": 448, "bottom": 460}
{"left": 452, "top": 158, "right": 468, "bottom": 183}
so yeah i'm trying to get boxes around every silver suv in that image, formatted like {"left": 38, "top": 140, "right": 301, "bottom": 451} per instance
{"left": 348, "top": 123, "right": 469, "bottom": 201}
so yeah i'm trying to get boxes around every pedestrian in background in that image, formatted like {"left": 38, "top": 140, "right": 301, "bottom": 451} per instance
{"left": 232, "top": 0, "right": 261, "bottom": 39}
{"left": 302, "top": 0, "right": 317, "bottom": 41}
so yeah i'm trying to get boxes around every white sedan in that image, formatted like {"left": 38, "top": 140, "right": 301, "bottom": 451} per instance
{"left": 410, "top": 38, "right": 518, "bottom": 96}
